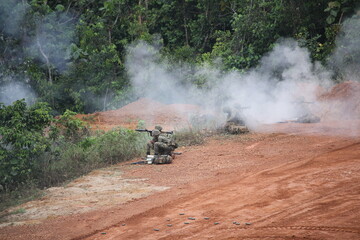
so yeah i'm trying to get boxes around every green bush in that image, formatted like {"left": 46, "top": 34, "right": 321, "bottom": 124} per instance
{"left": 0, "top": 181, "right": 42, "bottom": 213}
{"left": 88, "top": 128, "right": 146, "bottom": 165}
{"left": 174, "top": 128, "right": 206, "bottom": 146}
{"left": 33, "top": 128, "right": 148, "bottom": 188}
{"left": 0, "top": 100, "right": 52, "bottom": 191}
{"left": 1, "top": 100, "right": 149, "bottom": 194}
{"left": 52, "top": 110, "right": 90, "bottom": 142}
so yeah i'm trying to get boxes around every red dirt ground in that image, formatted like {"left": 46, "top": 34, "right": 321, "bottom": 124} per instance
{"left": 0, "top": 82, "right": 360, "bottom": 240}
{"left": 76, "top": 98, "right": 203, "bottom": 131}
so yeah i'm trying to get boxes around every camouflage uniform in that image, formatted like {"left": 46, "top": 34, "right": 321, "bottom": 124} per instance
{"left": 145, "top": 125, "right": 164, "bottom": 155}
{"left": 293, "top": 99, "right": 321, "bottom": 123}
{"left": 152, "top": 134, "right": 178, "bottom": 164}
{"left": 223, "top": 106, "right": 249, "bottom": 134}
{"left": 154, "top": 135, "right": 178, "bottom": 156}
{"left": 295, "top": 113, "right": 320, "bottom": 123}
{"left": 225, "top": 122, "right": 249, "bottom": 134}
{"left": 146, "top": 129, "right": 161, "bottom": 155}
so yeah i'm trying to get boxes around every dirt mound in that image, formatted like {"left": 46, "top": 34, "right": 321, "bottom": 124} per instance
{"left": 77, "top": 81, "right": 360, "bottom": 131}
{"left": 77, "top": 98, "right": 204, "bottom": 131}
{"left": 317, "top": 81, "right": 360, "bottom": 120}
{"left": 319, "top": 81, "right": 360, "bottom": 100}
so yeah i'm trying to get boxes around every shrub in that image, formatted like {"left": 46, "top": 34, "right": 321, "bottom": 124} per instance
{"left": 52, "top": 110, "right": 90, "bottom": 142}
{"left": 174, "top": 128, "right": 206, "bottom": 146}
{"left": 0, "top": 100, "right": 52, "bottom": 191}
{"left": 0, "top": 181, "right": 42, "bottom": 213}
{"left": 1, "top": 102, "right": 150, "bottom": 210}
{"left": 33, "top": 128, "right": 148, "bottom": 188}
{"left": 0, "top": 100, "right": 149, "bottom": 193}
{"left": 87, "top": 128, "right": 146, "bottom": 165}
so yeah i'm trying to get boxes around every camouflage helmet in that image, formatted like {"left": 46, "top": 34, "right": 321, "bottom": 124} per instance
{"left": 152, "top": 129, "right": 161, "bottom": 136}
{"left": 155, "top": 125, "right": 163, "bottom": 131}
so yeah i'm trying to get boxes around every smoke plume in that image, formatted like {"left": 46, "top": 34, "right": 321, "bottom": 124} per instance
{"left": 0, "top": 0, "right": 77, "bottom": 105}
{"left": 329, "top": 13, "right": 360, "bottom": 81}
{"left": 26, "top": 10, "right": 77, "bottom": 73}
{"left": 0, "top": 0, "right": 29, "bottom": 37}
{"left": 125, "top": 39, "right": 333, "bottom": 130}
{"left": 0, "top": 77, "right": 36, "bottom": 106}
{"left": 1, "top": 0, "right": 76, "bottom": 71}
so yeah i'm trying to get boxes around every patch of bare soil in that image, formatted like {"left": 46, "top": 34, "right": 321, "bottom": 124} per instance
{"left": 1, "top": 127, "right": 360, "bottom": 240}
{"left": 0, "top": 168, "right": 168, "bottom": 228}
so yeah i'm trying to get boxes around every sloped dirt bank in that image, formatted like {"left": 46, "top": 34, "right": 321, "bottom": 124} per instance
{"left": 317, "top": 81, "right": 360, "bottom": 121}
{"left": 77, "top": 81, "right": 360, "bottom": 132}
{"left": 76, "top": 98, "right": 205, "bottom": 131}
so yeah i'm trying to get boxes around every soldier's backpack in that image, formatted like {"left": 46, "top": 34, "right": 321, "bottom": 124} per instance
{"left": 225, "top": 122, "right": 249, "bottom": 134}
{"left": 153, "top": 155, "right": 173, "bottom": 164}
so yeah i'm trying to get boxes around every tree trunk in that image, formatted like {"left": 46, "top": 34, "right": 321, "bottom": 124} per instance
{"left": 183, "top": 1, "right": 189, "bottom": 46}
{"left": 138, "top": 0, "right": 142, "bottom": 24}
{"left": 36, "top": 37, "right": 52, "bottom": 85}
{"left": 103, "top": 87, "right": 109, "bottom": 111}
{"left": 338, "top": 11, "right": 344, "bottom": 24}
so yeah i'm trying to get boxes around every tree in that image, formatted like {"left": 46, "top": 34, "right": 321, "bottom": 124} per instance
{"left": 0, "top": 99, "right": 52, "bottom": 190}
{"left": 208, "top": 0, "right": 288, "bottom": 70}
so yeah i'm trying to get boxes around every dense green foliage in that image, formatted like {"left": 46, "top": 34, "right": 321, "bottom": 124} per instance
{"left": 0, "top": 100, "right": 51, "bottom": 189}
{"left": 0, "top": 100, "right": 147, "bottom": 193}
{"left": 1, "top": 0, "right": 358, "bottom": 113}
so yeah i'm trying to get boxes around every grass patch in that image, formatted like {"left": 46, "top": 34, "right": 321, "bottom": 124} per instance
{"left": 0, "top": 182, "right": 43, "bottom": 213}
{"left": 10, "top": 208, "right": 26, "bottom": 215}
{"left": 0, "top": 127, "right": 149, "bottom": 213}
{"left": 34, "top": 127, "right": 148, "bottom": 188}
{"left": 81, "top": 114, "right": 97, "bottom": 123}
{"left": 175, "top": 127, "right": 215, "bottom": 146}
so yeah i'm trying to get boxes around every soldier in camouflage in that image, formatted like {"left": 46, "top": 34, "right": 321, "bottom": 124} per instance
{"left": 151, "top": 131, "right": 178, "bottom": 164}
{"left": 293, "top": 97, "right": 320, "bottom": 123}
{"left": 154, "top": 134, "right": 178, "bottom": 156}
{"left": 223, "top": 106, "right": 245, "bottom": 125}
{"left": 223, "top": 105, "right": 249, "bottom": 134}
{"left": 146, "top": 125, "right": 163, "bottom": 155}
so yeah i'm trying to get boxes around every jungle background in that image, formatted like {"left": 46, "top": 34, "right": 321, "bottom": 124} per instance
{"left": 1, "top": 0, "right": 359, "bottom": 113}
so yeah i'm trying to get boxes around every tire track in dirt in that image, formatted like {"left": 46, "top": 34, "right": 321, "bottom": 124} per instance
{"left": 259, "top": 226, "right": 359, "bottom": 234}
{"left": 1, "top": 132, "right": 359, "bottom": 240}
{"left": 250, "top": 142, "right": 360, "bottom": 226}
{"left": 78, "top": 140, "right": 360, "bottom": 240}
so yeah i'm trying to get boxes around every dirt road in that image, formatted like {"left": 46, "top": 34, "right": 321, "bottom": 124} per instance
{"left": 1, "top": 121, "right": 360, "bottom": 240}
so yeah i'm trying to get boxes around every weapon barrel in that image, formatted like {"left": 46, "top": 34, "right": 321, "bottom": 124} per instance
{"left": 162, "top": 131, "right": 174, "bottom": 134}
{"left": 130, "top": 160, "right": 147, "bottom": 165}
{"left": 135, "top": 129, "right": 150, "bottom": 132}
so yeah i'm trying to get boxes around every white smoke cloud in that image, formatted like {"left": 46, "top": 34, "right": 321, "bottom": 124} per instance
{"left": 125, "top": 39, "right": 333, "bottom": 129}
{"left": 0, "top": 77, "right": 36, "bottom": 106}
{"left": 1, "top": 0, "right": 76, "bottom": 73}
{"left": 125, "top": 41, "right": 196, "bottom": 104}
{"left": 330, "top": 14, "right": 360, "bottom": 81}
{"left": 0, "top": 0, "right": 30, "bottom": 37}
{"left": 0, "top": 0, "right": 77, "bottom": 106}
{"left": 26, "top": 11, "right": 77, "bottom": 73}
